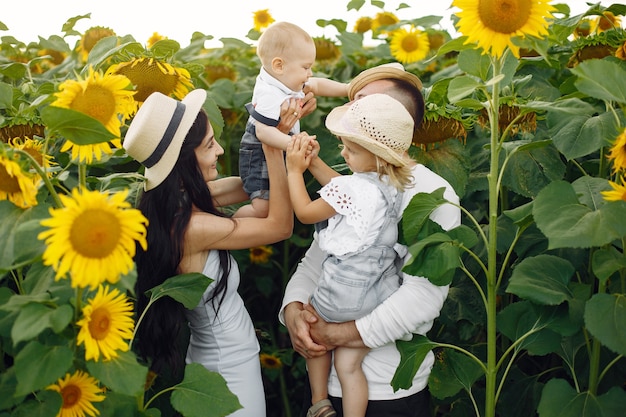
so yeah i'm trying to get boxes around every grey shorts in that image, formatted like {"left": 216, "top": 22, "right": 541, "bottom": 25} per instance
{"left": 239, "top": 122, "right": 269, "bottom": 200}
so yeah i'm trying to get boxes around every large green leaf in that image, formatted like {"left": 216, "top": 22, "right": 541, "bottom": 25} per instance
{"left": 87, "top": 350, "right": 148, "bottom": 397}
{"left": 584, "top": 293, "right": 626, "bottom": 356}
{"left": 391, "top": 334, "right": 438, "bottom": 391}
{"left": 146, "top": 273, "right": 213, "bottom": 309}
{"left": 537, "top": 379, "right": 626, "bottom": 417}
{"left": 506, "top": 254, "right": 575, "bottom": 305}
{"left": 13, "top": 341, "right": 73, "bottom": 396}
{"left": 401, "top": 187, "right": 447, "bottom": 242}
{"left": 11, "top": 303, "right": 72, "bottom": 345}
{"left": 592, "top": 247, "right": 626, "bottom": 283}
{"left": 533, "top": 180, "right": 626, "bottom": 249}
{"left": 570, "top": 59, "right": 626, "bottom": 104}
{"left": 170, "top": 363, "right": 241, "bottom": 417}
{"left": 41, "top": 105, "right": 117, "bottom": 145}
{"left": 428, "top": 348, "right": 484, "bottom": 400}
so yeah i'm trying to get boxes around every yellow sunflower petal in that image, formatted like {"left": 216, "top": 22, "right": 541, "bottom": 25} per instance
{"left": 47, "top": 370, "right": 105, "bottom": 417}
{"left": 389, "top": 26, "right": 430, "bottom": 64}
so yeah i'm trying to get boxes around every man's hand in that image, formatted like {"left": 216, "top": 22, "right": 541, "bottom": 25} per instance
{"left": 283, "top": 302, "right": 328, "bottom": 359}
{"left": 304, "top": 303, "right": 366, "bottom": 349}
{"left": 277, "top": 93, "right": 317, "bottom": 134}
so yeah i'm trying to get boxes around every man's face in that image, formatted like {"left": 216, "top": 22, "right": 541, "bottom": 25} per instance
{"left": 352, "top": 79, "right": 396, "bottom": 102}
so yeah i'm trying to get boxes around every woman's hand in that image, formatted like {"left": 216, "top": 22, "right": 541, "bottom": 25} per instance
{"left": 276, "top": 92, "right": 317, "bottom": 134}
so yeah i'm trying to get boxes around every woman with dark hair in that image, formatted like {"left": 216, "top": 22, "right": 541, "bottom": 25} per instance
{"left": 123, "top": 89, "right": 295, "bottom": 417}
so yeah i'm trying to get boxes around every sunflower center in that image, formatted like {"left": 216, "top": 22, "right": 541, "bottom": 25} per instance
{"left": 114, "top": 59, "right": 182, "bottom": 102}
{"left": 61, "top": 384, "right": 81, "bottom": 408}
{"left": 478, "top": 0, "right": 532, "bottom": 34}
{"left": 0, "top": 165, "right": 21, "bottom": 193}
{"left": 401, "top": 34, "right": 420, "bottom": 53}
{"left": 88, "top": 307, "right": 111, "bottom": 340}
{"left": 70, "top": 209, "right": 121, "bottom": 258}
{"left": 70, "top": 85, "right": 117, "bottom": 127}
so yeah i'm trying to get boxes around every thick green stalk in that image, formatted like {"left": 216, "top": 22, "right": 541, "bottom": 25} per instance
{"left": 485, "top": 57, "right": 502, "bottom": 417}
{"left": 588, "top": 279, "right": 607, "bottom": 395}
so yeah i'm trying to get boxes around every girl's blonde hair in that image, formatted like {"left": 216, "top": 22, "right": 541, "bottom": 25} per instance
{"left": 375, "top": 155, "right": 414, "bottom": 192}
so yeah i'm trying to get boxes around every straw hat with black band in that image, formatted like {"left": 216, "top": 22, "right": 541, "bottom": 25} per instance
{"left": 123, "top": 89, "right": 207, "bottom": 191}
{"left": 325, "top": 93, "right": 414, "bottom": 167}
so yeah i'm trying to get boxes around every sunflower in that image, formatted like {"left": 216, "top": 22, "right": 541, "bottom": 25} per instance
{"left": 38, "top": 188, "right": 148, "bottom": 289}
{"left": 9, "top": 137, "right": 56, "bottom": 176}
{"left": 453, "top": 0, "right": 556, "bottom": 58}
{"left": 314, "top": 37, "right": 341, "bottom": 62}
{"left": 413, "top": 117, "right": 468, "bottom": 148}
{"left": 250, "top": 245, "right": 273, "bottom": 264}
{"left": 204, "top": 60, "right": 237, "bottom": 84}
{"left": 592, "top": 11, "right": 621, "bottom": 33}
{"left": 0, "top": 154, "right": 39, "bottom": 208}
{"left": 602, "top": 178, "right": 626, "bottom": 202}
{"left": 146, "top": 32, "right": 167, "bottom": 48}
{"left": 607, "top": 128, "right": 626, "bottom": 173}
{"left": 253, "top": 9, "right": 275, "bottom": 32}
{"left": 52, "top": 67, "right": 136, "bottom": 164}
{"left": 259, "top": 353, "right": 282, "bottom": 369}
{"left": 47, "top": 370, "right": 105, "bottom": 417}
{"left": 77, "top": 26, "right": 117, "bottom": 62}
{"left": 389, "top": 26, "right": 430, "bottom": 64}
{"left": 616, "top": 40, "right": 626, "bottom": 59}
{"left": 76, "top": 285, "right": 135, "bottom": 361}
{"left": 106, "top": 57, "right": 194, "bottom": 103}
{"left": 371, "top": 11, "right": 399, "bottom": 33}
{"left": 354, "top": 17, "right": 373, "bottom": 33}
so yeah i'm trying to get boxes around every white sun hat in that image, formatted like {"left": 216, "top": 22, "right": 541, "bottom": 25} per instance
{"left": 325, "top": 93, "right": 414, "bottom": 167}
{"left": 123, "top": 89, "right": 206, "bottom": 190}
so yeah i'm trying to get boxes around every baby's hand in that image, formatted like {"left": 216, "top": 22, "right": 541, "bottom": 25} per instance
{"left": 286, "top": 134, "right": 312, "bottom": 174}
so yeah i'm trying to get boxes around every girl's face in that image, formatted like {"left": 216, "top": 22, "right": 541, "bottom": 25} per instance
{"left": 339, "top": 138, "right": 377, "bottom": 173}
{"left": 194, "top": 122, "right": 224, "bottom": 182}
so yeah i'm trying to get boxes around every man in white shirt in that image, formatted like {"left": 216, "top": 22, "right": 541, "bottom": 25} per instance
{"left": 279, "top": 63, "right": 462, "bottom": 417}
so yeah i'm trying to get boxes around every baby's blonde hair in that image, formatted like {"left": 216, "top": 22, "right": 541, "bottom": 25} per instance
{"left": 256, "top": 22, "right": 314, "bottom": 68}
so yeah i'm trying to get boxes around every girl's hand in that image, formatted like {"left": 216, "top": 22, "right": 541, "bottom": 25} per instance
{"left": 286, "top": 133, "right": 314, "bottom": 175}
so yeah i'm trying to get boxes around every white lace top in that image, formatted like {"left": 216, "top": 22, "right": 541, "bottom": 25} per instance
{"left": 317, "top": 172, "right": 398, "bottom": 257}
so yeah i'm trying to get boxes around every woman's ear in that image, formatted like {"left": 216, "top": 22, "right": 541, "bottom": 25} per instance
{"left": 271, "top": 57, "right": 284, "bottom": 74}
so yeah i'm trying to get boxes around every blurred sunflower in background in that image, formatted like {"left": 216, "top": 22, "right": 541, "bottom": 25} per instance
{"left": 77, "top": 285, "right": 135, "bottom": 361}
{"left": 9, "top": 137, "right": 56, "bottom": 177}
{"left": 602, "top": 177, "right": 626, "bottom": 202}
{"left": 106, "top": 57, "right": 193, "bottom": 103}
{"left": 253, "top": 9, "right": 275, "bottom": 32}
{"left": 353, "top": 16, "right": 373, "bottom": 33}
{"left": 77, "top": 26, "right": 117, "bottom": 61}
{"left": 250, "top": 245, "right": 273, "bottom": 264}
{"left": 47, "top": 370, "right": 105, "bottom": 417}
{"left": 0, "top": 153, "right": 40, "bottom": 208}
{"left": 607, "top": 128, "right": 626, "bottom": 173}
{"left": 38, "top": 188, "right": 148, "bottom": 289}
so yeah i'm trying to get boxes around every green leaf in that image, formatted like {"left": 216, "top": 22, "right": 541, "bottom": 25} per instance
{"left": 447, "top": 75, "right": 481, "bottom": 103}
{"left": 404, "top": 232, "right": 459, "bottom": 286}
{"left": 170, "top": 363, "right": 241, "bottom": 417}
{"left": 11, "top": 390, "right": 63, "bottom": 417}
{"left": 401, "top": 187, "right": 447, "bottom": 242}
{"left": 40, "top": 106, "right": 117, "bottom": 145}
{"left": 0, "top": 82, "right": 12, "bottom": 108}
{"left": 497, "top": 301, "right": 563, "bottom": 355}
{"left": 146, "top": 273, "right": 213, "bottom": 309}
{"left": 592, "top": 247, "right": 626, "bottom": 283}
{"left": 391, "top": 334, "right": 438, "bottom": 391}
{"left": 428, "top": 348, "right": 484, "bottom": 400}
{"left": 584, "top": 293, "right": 626, "bottom": 356}
{"left": 456, "top": 49, "right": 492, "bottom": 80}
{"left": 11, "top": 303, "right": 57, "bottom": 345}
{"left": 14, "top": 342, "right": 73, "bottom": 396}
{"left": 506, "top": 254, "right": 575, "bottom": 305}
{"left": 87, "top": 350, "right": 149, "bottom": 397}
{"left": 538, "top": 379, "right": 626, "bottom": 417}
{"left": 533, "top": 180, "right": 626, "bottom": 249}
{"left": 570, "top": 59, "right": 626, "bottom": 104}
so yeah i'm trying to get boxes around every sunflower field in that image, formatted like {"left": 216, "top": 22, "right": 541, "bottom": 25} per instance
{"left": 1, "top": 1, "right": 626, "bottom": 417}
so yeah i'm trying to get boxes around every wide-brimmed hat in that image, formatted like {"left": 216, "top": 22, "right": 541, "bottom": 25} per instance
{"left": 325, "top": 93, "right": 413, "bottom": 167}
{"left": 347, "top": 62, "right": 423, "bottom": 101}
{"left": 123, "top": 89, "right": 206, "bottom": 190}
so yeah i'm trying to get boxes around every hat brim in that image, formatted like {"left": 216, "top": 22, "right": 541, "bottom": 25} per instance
{"left": 144, "top": 89, "right": 206, "bottom": 190}
{"left": 347, "top": 65, "right": 423, "bottom": 101}
{"left": 325, "top": 104, "right": 408, "bottom": 167}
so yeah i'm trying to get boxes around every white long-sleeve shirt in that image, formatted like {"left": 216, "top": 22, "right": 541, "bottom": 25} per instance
{"left": 279, "top": 163, "right": 462, "bottom": 400}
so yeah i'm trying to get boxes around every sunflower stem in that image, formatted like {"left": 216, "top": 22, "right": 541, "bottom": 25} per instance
{"left": 14, "top": 149, "right": 63, "bottom": 208}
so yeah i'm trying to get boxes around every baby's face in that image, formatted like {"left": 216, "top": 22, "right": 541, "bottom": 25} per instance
{"left": 277, "top": 42, "right": 316, "bottom": 92}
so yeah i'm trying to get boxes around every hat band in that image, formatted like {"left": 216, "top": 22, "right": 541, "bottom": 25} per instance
{"left": 143, "top": 101, "right": 185, "bottom": 168}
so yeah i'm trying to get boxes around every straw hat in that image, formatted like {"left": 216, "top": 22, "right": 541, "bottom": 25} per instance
{"left": 123, "top": 89, "right": 206, "bottom": 190}
{"left": 347, "top": 62, "right": 423, "bottom": 101}
{"left": 325, "top": 93, "right": 414, "bottom": 167}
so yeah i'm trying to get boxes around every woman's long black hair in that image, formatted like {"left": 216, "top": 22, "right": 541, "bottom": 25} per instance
{"left": 133, "top": 109, "right": 232, "bottom": 375}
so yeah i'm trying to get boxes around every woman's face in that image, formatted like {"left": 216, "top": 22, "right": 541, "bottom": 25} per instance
{"left": 194, "top": 121, "right": 224, "bottom": 182}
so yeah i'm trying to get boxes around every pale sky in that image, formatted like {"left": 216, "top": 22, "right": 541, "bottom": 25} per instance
{"left": 1, "top": 0, "right": 612, "bottom": 47}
